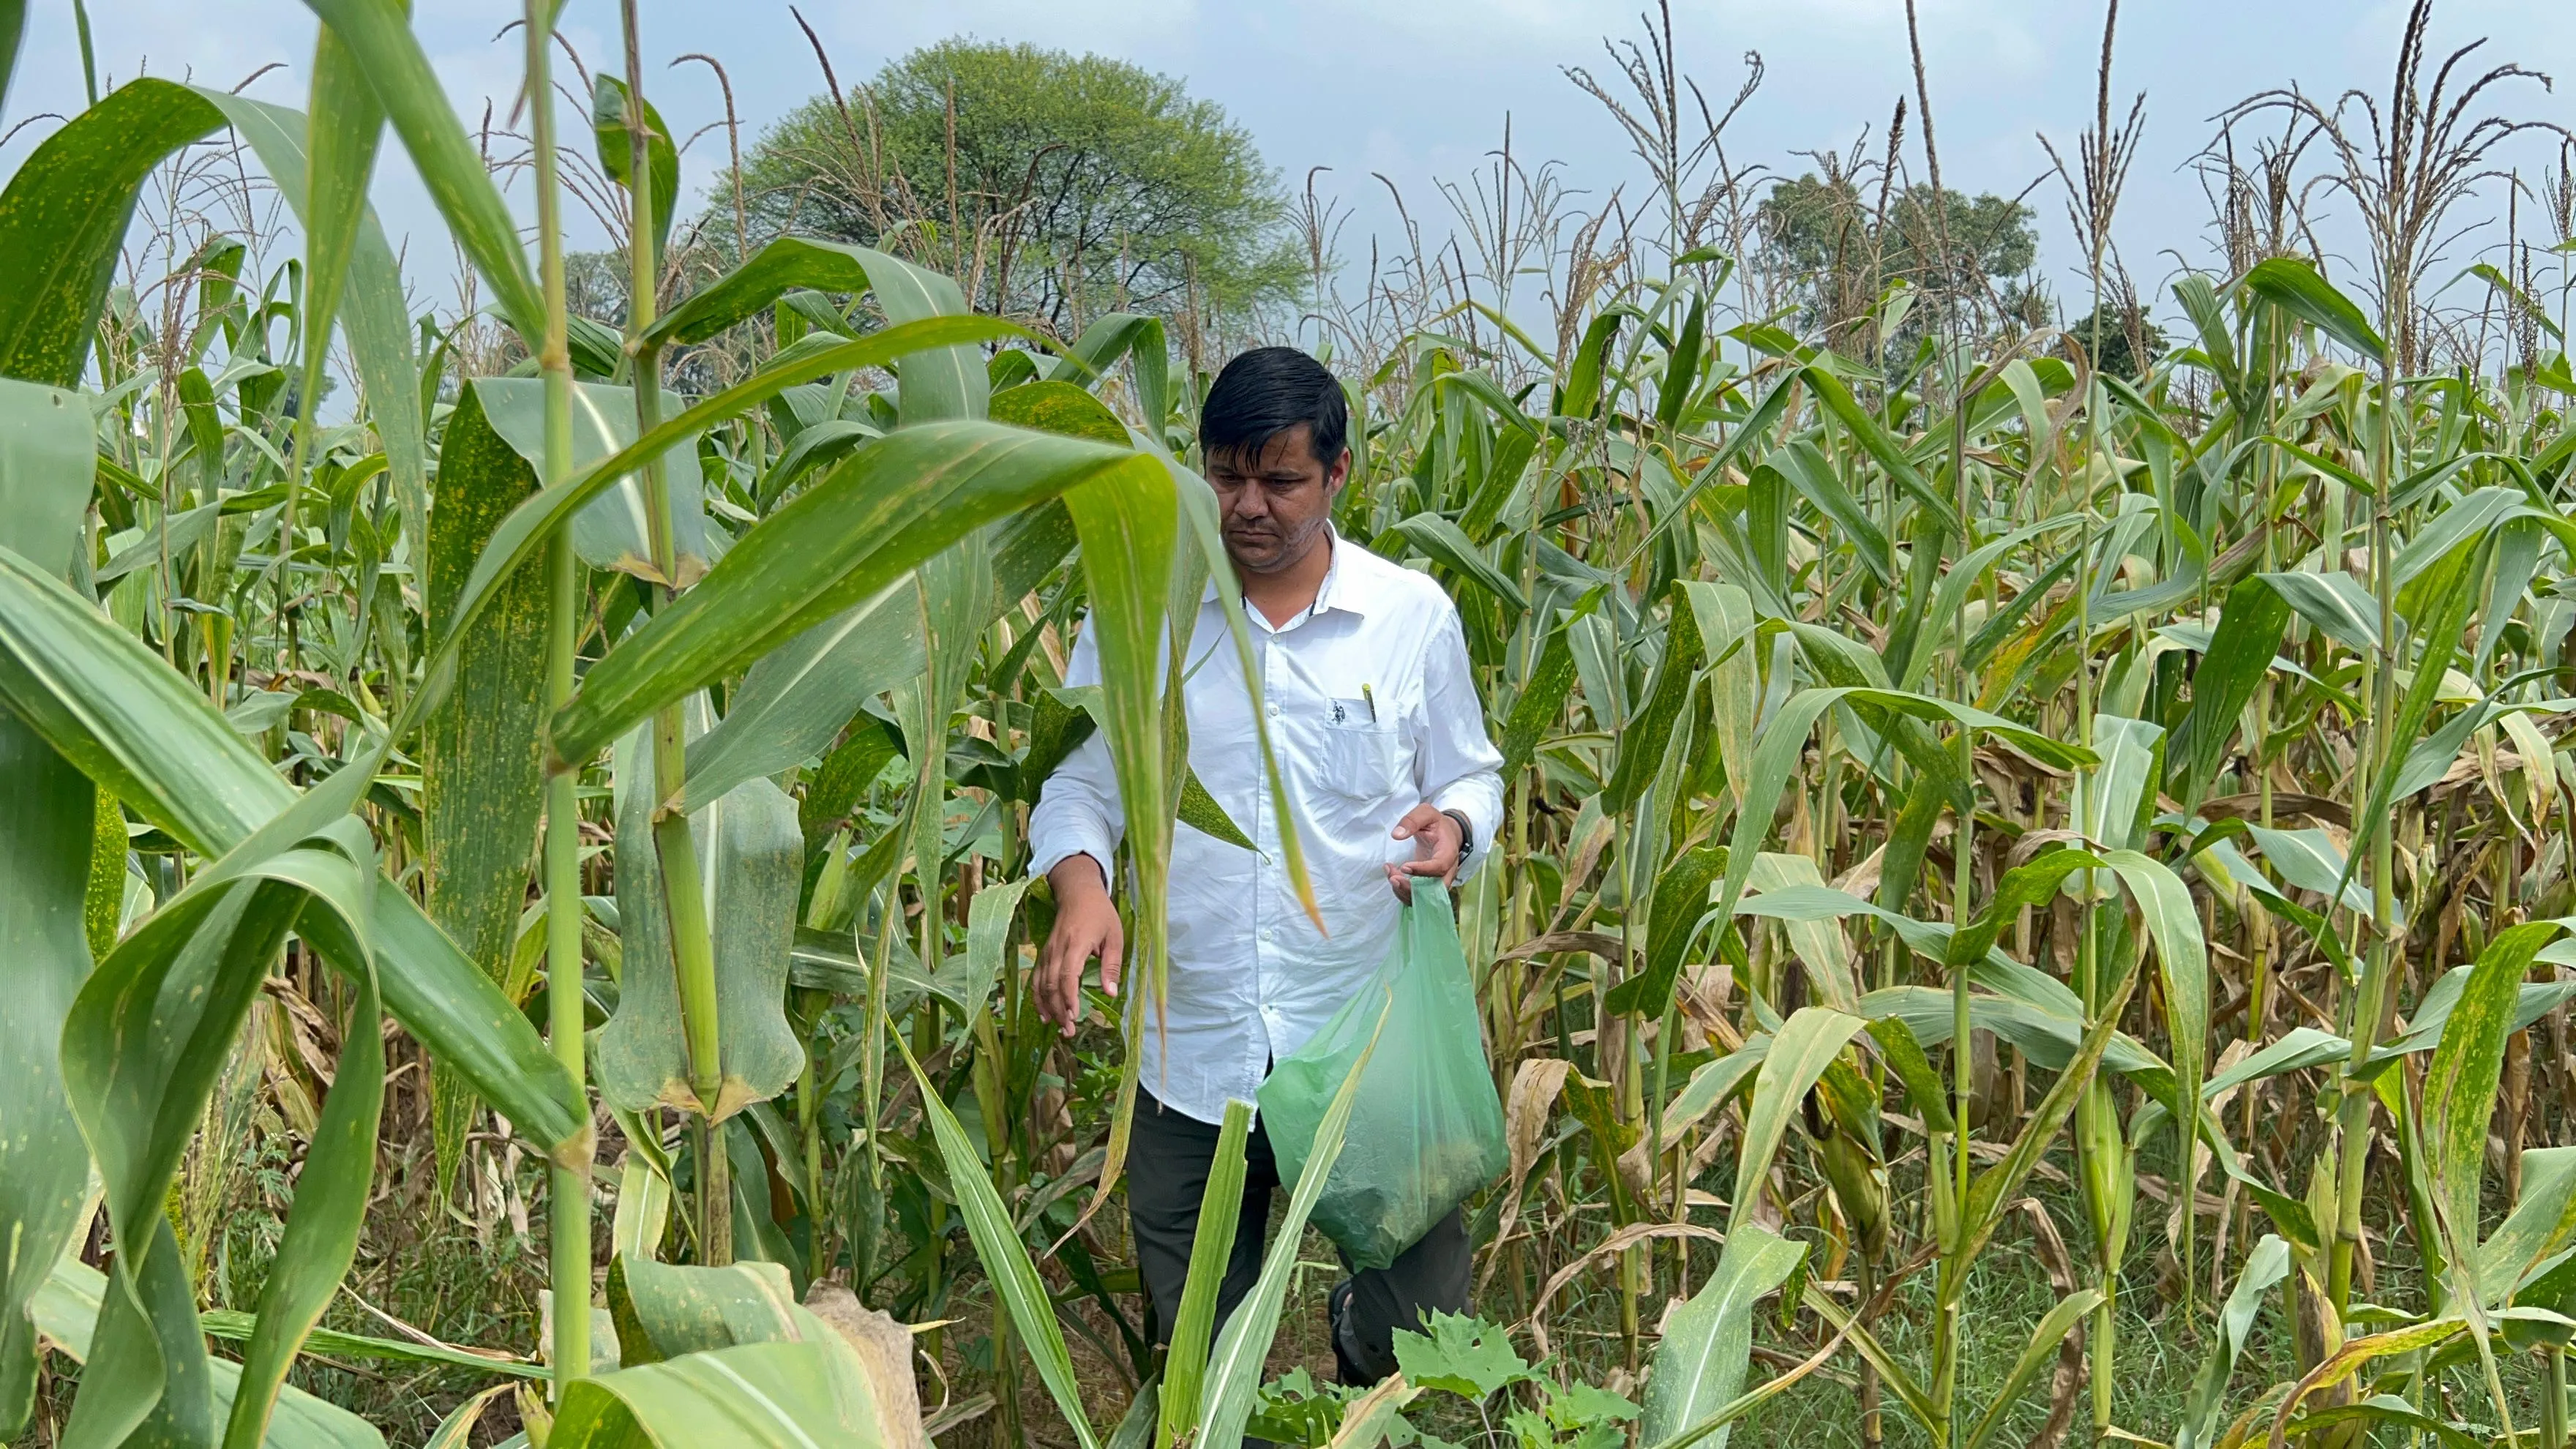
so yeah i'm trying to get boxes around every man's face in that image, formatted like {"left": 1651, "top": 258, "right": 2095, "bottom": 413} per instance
{"left": 1205, "top": 424, "right": 1349, "bottom": 574}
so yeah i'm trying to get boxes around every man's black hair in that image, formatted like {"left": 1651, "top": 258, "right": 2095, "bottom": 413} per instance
{"left": 1200, "top": 345, "right": 1347, "bottom": 469}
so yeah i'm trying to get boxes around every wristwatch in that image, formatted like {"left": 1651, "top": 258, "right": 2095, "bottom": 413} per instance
{"left": 1441, "top": 809, "right": 1475, "bottom": 867}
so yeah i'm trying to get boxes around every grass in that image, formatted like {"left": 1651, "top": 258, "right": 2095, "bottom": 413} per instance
{"left": 12, "top": 1014, "right": 2563, "bottom": 1449}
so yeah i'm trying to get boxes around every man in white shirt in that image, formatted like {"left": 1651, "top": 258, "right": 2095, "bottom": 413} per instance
{"left": 1028, "top": 345, "right": 1505, "bottom": 1386}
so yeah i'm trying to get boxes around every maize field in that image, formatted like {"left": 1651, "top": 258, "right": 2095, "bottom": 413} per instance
{"left": 6, "top": 1, "right": 2576, "bottom": 1446}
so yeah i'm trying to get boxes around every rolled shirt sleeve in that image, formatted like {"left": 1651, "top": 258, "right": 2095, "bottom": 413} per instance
{"left": 1415, "top": 610, "right": 1506, "bottom": 879}
{"left": 1027, "top": 625, "right": 1126, "bottom": 886}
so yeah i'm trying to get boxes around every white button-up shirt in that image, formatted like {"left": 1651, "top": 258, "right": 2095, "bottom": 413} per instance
{"left": 1028, "top": 533, "right": 1505, "bottom": 1125}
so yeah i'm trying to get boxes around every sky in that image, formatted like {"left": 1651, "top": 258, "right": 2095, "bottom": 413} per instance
{"left": 6, "top": 0, "right": 2574, "bottom": 334}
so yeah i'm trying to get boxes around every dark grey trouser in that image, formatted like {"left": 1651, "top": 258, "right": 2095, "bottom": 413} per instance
{"left": 1126, "top": 1090, "right": 1471, "bottom": 1385}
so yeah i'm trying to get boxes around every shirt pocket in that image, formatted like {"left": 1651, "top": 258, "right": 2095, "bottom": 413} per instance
{"left": 1318, "top": 713, "right": 1405, "bottom": 801}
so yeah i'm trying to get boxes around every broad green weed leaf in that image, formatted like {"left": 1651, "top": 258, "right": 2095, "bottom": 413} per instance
{"left": 1393, "top": 1311, "right": 1536, "bottom": 1400}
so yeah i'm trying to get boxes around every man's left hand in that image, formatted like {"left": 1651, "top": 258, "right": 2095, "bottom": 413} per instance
{"left": 1387, "top": 804, "right": 1461, "bottom": 904}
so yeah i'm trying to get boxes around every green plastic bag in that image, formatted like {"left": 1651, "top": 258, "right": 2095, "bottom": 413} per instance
{"left": 1257, "top": 882, "right": 1508, "bottom": 1270}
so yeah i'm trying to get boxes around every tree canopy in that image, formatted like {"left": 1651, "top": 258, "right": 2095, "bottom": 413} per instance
{"left": 1756, "top": 175, "right": 2044, "bottom": 356}
{"left": 724, "top": 39, "right": 1303, "bottom": 343}
{"left": 2064, "top": 302, "right": 2168, "bottom": 380}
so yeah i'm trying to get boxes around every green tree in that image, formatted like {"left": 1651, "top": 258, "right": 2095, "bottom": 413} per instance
{"left": 724, "top": 38, "right": 1302, "bottom": 342}
{"left": 1757, "top": 174, "right": 2044, "bottom": 355}
{"left": 2063, "top": 301, "right": 2168, "bottom": 379}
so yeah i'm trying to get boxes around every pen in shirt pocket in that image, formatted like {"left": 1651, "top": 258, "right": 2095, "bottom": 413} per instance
{"left": 1361, "top": 684, "right": 1378, "bottom": 722}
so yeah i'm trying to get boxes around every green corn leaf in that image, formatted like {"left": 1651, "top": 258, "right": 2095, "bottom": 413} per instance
{"left": 0, "top": 4, "right": 22, "bottom": 107}
{"left": 1602, "top": 843, "right": 1723, "bottom": 1016}
{"left": 422, "top": 381, "right": 550, "bottom": 1198}
{"left": 1714, "top": 684, "right": 2094, "bottom": 935}
{"left": 1054, "top": 441, "right": 1183, "bottom": 1242}
{"left": 1557, "top": 310, "right": 1624, "bottom": 419}
{"left": 2243, "top": 822, "right": 2381, "bottom": 923}
{"left": 0, "top": 375, "right": 100, "bottom": 1439}
{"left": 1900, "top": 515, "right": 2075, "bottom": 694}
{"left": 1178, "top": 765, "right": 1257, "bottom": 850}
{"left": 2426, "top": 922, "right": 2569, "bottom": 1289}
{"left": 1751, "top": 853, "right": 1859, "bottom": 1011}
{"left": 1802, "top": 364, "right": 1958, "bottom": 536}
{"left": 1651, "top": 1037, "right": 1770, "bottom": 1146}
{"left": 954, "top": 874, "right": 1039, "bottom": 1024}
{"left": 37, "top": 1254, "right": 382, "bottom": 1449}
{"left": 1729, "top": 1008, "right": 1868, "bottom": 1230}
{"left": 897, "top": 1030, "right": 1100, "bottom": 1449}
{"left": 2340, "top": 539, "right": 2484, "bottom": 894}
{"left": 220, "top": 962, "right": 381, "bottom": 1449}
{"left": 0, "top": 545, "right": 586, "bottom": 1154}
{"left": 645, "top": 235, "right": 986, "bottom": 424}
{"left": 2103, "top": 847, "right": 2210, "bottom": 1290}
{"left": 1865, "top": 1016, "right": 1954, "bottom": 1134}
{"left": 1961, "top": 965, "right": 2141, "bottom": 1265}
{"left": 686, "top": 575, "right": 919, "bottom": 807}
{"left": 2245, "top": 255, "right": 2387, "bottom": 361}
{"left": 293, "top": 17, "right": 386, "bottom": 438}
{"left": 1604, "top": 583, "right": 1705, "bottom": 812}
{"left": 471, "top": 377, "right": 715, "bottom": 583}
{"left": 1797, "top": 1285, "right": 1941, "bottom": 1439}
{"left": 2253, "top": 569, "right": 2379, "bottom": 654}
{"left": 1500, "top": 621, "right": 1578, "bottom": 778}
{"left": 1110, "top": 443, "right": 1321, "bottom": 936}
{"left": 550, "top": 422, "right": 1147, "bottom": 771}
{"left": 1959, "top": 1289, "right": 2104, "bottom": 1449}
{"left": 1657, "top": 291, "right": 1706, "bottom": 431}
{"left": 1944, "top": 847, "right": 2105, "bottom": 971}
{"left": 1108, "top": 1378, "right": 1161, "bottom": 1449}
{"left": 2174, "top": 1235, "right": 2291, "bottom": 1449}
{"left": 0, "top": 712, "right": 93, "bottom": 1439}
{"left": 681, "top": 387, "right": 1093, "bottom": 805}
{"left": 62, "top": 1213, "right": 219, "bottom": 1448}
{"left": 1387, "top": 511, "right": 1527, "bottom": 612}
{"left": 1637, "top": 1224, "right": 1808, "bottom": 1449}
{"left": 2171, "top": 576, "right": 2292, "bottom": 808}
{"left": 1767, "top": 441, "right": 1892, "bottom": 584}
{"left": 599, "top": 718, "right": 805, "bottom": 1122}
{"left": 2481, "top": 1147, "right": 2576, "bottom": 1305}
{"left": 590, "top": 73, "right": 678, "bottom": 258}
{"left": 2202, "top": 1027, "right": 2351, "bottom": 1099}
{"left": 300, "top": 0, "right": 544, "bottom": 346}
{"left": 607, "top": 1258, "right": 819, "bottom": 1364}
{"left": 2394, "top": 485, "right": 2523, "bottom": 589}
{"left": 0, "top": 78, "right": 225, "bottom": 386}
{"left": 62, "top": 852, "right": 358, "bottom": 1449}
{"left": 427, "top": 322, "right": 1031, "bottom": 740}
{"left": 795, "top": 720, "right": 904, "bottom": 855}
{"left": 1197, "top": 989, "right": 1388, "bottom": 1449}
{"left": 194, "top": 86, "right": 427, "bottom": 545}
{"left": 547, "top": 1339, "right": 899, "bottom": 1448}
{"left": 1046, "top": 312, "right": 1171, "bottom": 430}
{"left": 1158, "top": 1098, "right": 1253, "bottom": 1445}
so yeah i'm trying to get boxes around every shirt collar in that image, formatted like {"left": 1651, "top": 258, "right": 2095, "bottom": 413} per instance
{"left": 1199, "top": 526, "right": 1368, "bottom": 618}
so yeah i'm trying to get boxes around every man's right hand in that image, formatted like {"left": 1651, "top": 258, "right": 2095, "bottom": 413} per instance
{"left": 1038, "top": 853, "right": 1123, "bottom": 1037}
